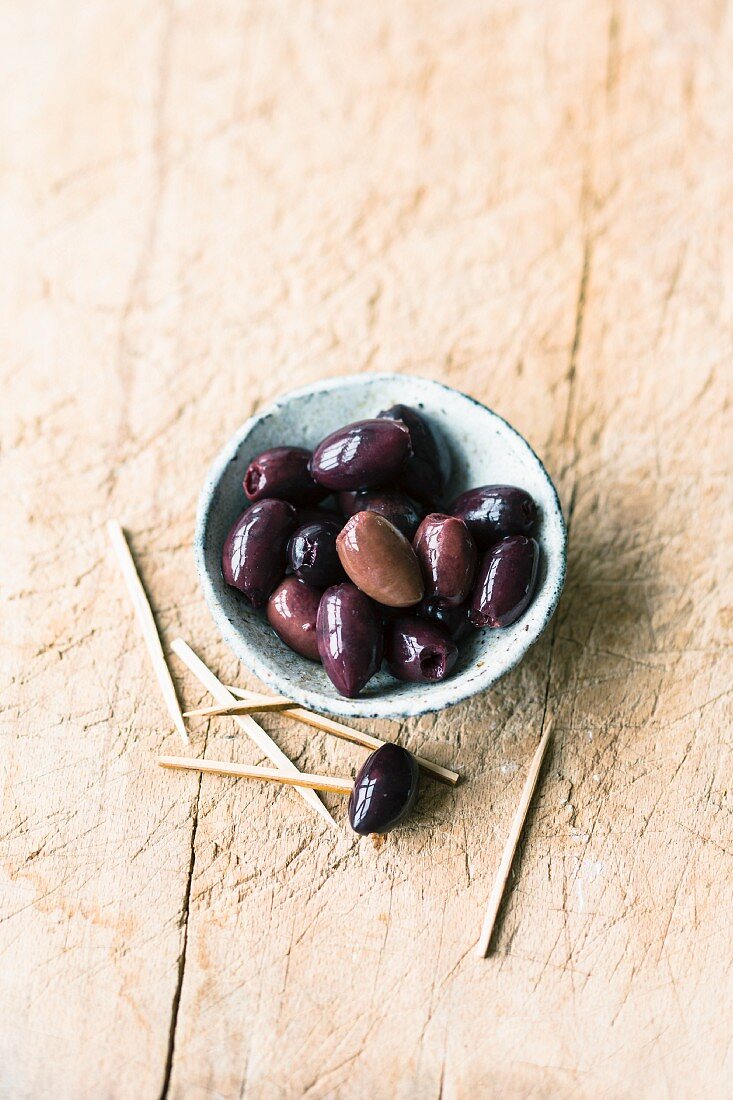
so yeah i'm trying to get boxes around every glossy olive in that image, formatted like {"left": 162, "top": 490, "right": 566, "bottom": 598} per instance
{"left": 448, "top": 485, "right": 537, "bottom": 548}
{"left": 266, "top": 577, "right": 322, "bottom": 661}
{"left": 336, "top": 512, "right": 424, "bottom": 607}
{"left": 288, "top": 521, "right": 344, "bottom": 588}
{"left": 378, "top": 404, "right": 451, "bottom": 505}
{"left": 374, "top": 600, "right": 404, "bottom": 624}
{"left": 469, "top": 535, "right": 540, "bottom": 628}
{"left": 384, "top": 616, "right": 459, "bottom": 683}
{"left": 337, "top": 490, "right": 357, "bottom": 517}
{"left": 316, "top": 583, "right": 383, "bottom": 697}
{"left": 243, "top": 446, "right": 327, "bottom": 506}
{"left": 310, "top": 419, "right": 412, "bottom": 491}
{"left": 297, "top": 506, "right": 343, "bottom": 528}
{"left": 337, "top": 488, "right": 423, "bottom": 540}
{"left": 348, "top": 743, "right": 420, "bottom": 835}
{"left": 221, "top": 499, "right": 297, "bottom": 607}
{"left": 413, "top": 513, "right": 477, "bottom": 606}
{"left": 418, "top": 597, "right": 474, "bottom": 642}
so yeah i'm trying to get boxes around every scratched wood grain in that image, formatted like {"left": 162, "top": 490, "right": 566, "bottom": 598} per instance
{"left": 1, "top": 1, "right": 732, "bottom": 1098}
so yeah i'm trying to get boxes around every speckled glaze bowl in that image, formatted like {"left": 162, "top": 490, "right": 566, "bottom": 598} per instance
{"left": 195, "top": 374, "right": 567, "bottom": 719}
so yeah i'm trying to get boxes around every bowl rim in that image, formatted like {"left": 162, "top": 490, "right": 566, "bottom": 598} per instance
{"left": 194, "top": 372, "right": 567, "bottom": 718}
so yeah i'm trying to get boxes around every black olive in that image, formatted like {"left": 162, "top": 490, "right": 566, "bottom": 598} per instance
{"left": 348, "top": 743, "right": 420, "bottom": 835}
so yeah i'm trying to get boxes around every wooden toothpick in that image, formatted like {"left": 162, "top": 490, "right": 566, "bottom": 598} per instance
{"left": 476, "top": 724, "right": 554, "bottom": 958}
{"left": 184, "top": 699, "right": 291, "bottom": 717}
{"left": 171, "top": 639, "right": 338, "bottom": 830}
{"left": 215, "top": 686, "right": 461, "bottom": 787}
{"left": 159, "top": 755, "right": 353, "bottom": 795}
{"left": 107, "top": 520, "right": 188, "bottom": 745}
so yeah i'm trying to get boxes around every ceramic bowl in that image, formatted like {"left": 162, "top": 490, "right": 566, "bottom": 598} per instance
{"left": 195, "top": 373, "right": 567, "bottom": 718}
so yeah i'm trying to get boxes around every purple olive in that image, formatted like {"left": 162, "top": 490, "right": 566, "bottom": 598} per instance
{"left": 337, "top": 490, "right": 357, "bottom": 517}
{"left": 266, "top": 577, "right": 322, "bottom": 661}
{"left": 316, "top": 583, "right": 383, "bottom": 697}
{"left": 222, "top": 499, "right": 297, "bottom": 607}
{"left": 413, "top": 513, "right": 477, "bottom": 606}
{"left": 297, "top": 506, "right": 343, "bottom": 527}
{"left": 310, "top": 419, "right": 412, "bottom": 491}
{"left": 378, "top": 404, "right": 451, "bottom": 505}
{"left": 469, "top": 535, "right": 539, "bottom": 628}
{"left": 418, "top": 597, "right": 474, "bottom": 642}
{"left": 375, "top": 600, "right": 404, "bottom": 624}
{"left": 384, "top": 616, "right": 458, "bottom": 683}
{"left": 348, "top": 743, "right": 420, "bottom": 835}
{"left": 448, "top": 485, "right": 537, "bottom": 549}
{"left": 337, "top": 488, "right": 423, "bottom": 540}
{"left": 243, "top": 446, "right": 327, "bottom": 507}
{"left": 288, "top": 521, "right": 344, "bottom": 588}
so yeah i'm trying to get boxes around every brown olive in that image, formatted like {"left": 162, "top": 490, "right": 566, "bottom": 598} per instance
{"left": 336, "top": 512, "right": 424, "bottom": 607}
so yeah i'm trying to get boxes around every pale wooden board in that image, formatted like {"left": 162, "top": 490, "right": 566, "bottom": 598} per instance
{"left": 1, "top": 1, "right": 732, "bottom": 1098}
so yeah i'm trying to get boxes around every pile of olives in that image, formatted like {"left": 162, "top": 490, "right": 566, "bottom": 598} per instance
{"left": 222, "top": 405, "right": 540, "bottom": 698}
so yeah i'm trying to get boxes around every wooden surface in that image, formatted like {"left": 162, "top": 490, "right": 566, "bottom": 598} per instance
{"left": 2, "top": 2, "right": 732, "bottom": 1097}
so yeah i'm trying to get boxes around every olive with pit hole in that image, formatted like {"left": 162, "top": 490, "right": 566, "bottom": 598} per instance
{"left": 384, "top": 616, "right": 458, "bottom": 683}
{"left": 469, "top": 535, "right": 539, "bottom": 628}
{"left": 243, "top": 446, "right": 327, "bottom": 506}
{"left": 338, "top": 488, "right": 423, "bottom": 540}
{"left": 288, "top": 521, "right": 344, "bottom": 588}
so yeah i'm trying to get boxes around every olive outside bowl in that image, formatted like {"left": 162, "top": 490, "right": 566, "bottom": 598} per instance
{"left": 195, "top": 373, "right": 567, "bottom": 719}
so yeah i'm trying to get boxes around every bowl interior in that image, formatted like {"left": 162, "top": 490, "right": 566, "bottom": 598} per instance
{"left": 195, "top": 374, "right": 566, "bottom": 718}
